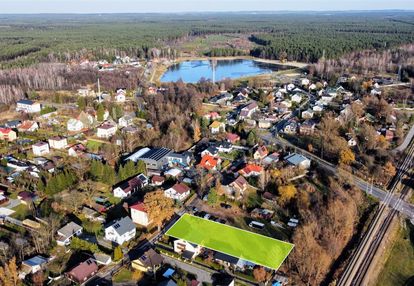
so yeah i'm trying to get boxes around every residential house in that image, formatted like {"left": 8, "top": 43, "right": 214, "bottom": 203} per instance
{"left": 239, "top": 101, "right": 258, "bottom": 120}
{"left": 105, "top": 216, "right": 136, "bottom": 245}
{"left": 68, "top": 143, "right": 87, "bottom": 157}
{"left": 263, "top": 152, "right": 280, "bottom": 165}
{"left": 285, "top": 153, "right": 311, "bottom": 169}
{"left": 166, "top": 152, "right": 192, "bottom": 167}
{"left": 18, "top": 120, "right": 39, "bottom": 132}
{"left": 215, "top": 141, "right": 233, "bottom": 153}
{"left": 198, "top": 155, "right": 221, "bottom": 171}
{"left": 164, "top": 183, "right": 191, "bottom": 201}
{"left": 301, "top": 109, "right": 314, "bottom": 119}
{"left": 93, "top": 253, "right": 112, "bottom": 265}
{"left": 32, "top": 142, "right": 50, "bottom": 156}
{"left": 21, "top": 255, "right": 48, "bottom": 274}
{"left": 258, "top": 120, "right": 272, "bottom": 129}
{"left": 115, "top": 88, "right": 126, "bottom": 102}
{"left": 130, "top": 202, "right": 151, "bottom": 226}
{"left": 164, "top": 168, "right": 182, "bottom": 178}
{"left": 209, "top": 121, "right": 225, "bottom": 134}
{"left": 17, "top": 191, "right": 36, "bottom": 205}
{"left": 253, "top": 145, "right": 269, "bottom": 160}
{"left": 299, "top": 120, "right": 316, "bottom": 135}
{"left": 291, "top": 93, "right": 302, "bottom": 103}
{"left": 113, "top": 174, "right": 148, "bottom": 198}
{"left": 210, "top": 92, "right": 233, "bottom": 105}
{"left": 48, "top": 136, "right": 68, "bottom": 149}
{"left": 77, "top": 87, "right": 94, "bottom": 97}
{"left": 201, "top": 146, "right": 219, "bottom": 158}
{"left": 173, "top": 239, "right": 202, "bottom": 259}
{"left": 66, "top": 259, "right": 98, "bottom": 284}
{"left": 203, "top": 112, "right": 221, "bottom": 121}
{"left": 0, "top": 128, "right": 17, "bottom": 141}
{"left": 283, "top": 120, "right": 298, "bottom": 135}
{"left": 67, "top": 118, "right": 84, "bottom": 132}
{"left": 228, "top": 176, "right": 249, "bottom": 198}
{"left": 5, "top": 120, "right": 21, "bottom": 129}
{"left": 238, "top": 164, "right": 263, "bottom": 177}
{"left": 118, "top": 113, "right": 135, "bottom": 128}
{"left": 226, "top": 133, "right": 240, "bottom": 144}
{"left": 151, "top": 175, "right": 165, "bottom": 186}
{"left": 56, "top": 222, "right": 83, "bottom": 246}
{"left": 132, "top": 248, "right": 164, "bottom": 273}
{"left": 97, "top": 122, "right": 117, "bottom": 138}
{"left": 16, "top": 100, "right": 41, "bottom": 113}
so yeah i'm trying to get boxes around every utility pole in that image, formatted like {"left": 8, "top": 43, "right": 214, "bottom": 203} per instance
{"left": 211, "top": 58, "right": 217, "bottom": 84}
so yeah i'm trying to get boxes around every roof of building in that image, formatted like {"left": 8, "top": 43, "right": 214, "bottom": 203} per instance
{"left": 17, "top": 99, "right": 35, "bottom": 105}
{"left": 199, "top": 155, "right": 220, "bottom": 170}
{"left": 106, "top": 216, "right": 135, "bottom": 236}
{"left": 58, "top": 221, "right": 82, "bottom": 238}
{"left": 284, "top": 153, "right": 310, "bottom": 166}
{"left": 210, "top": 121, "right": 223, "bottom": 129}
{"left": 22, "top": 255, "right": 48, "bottom": 267}
{"left": 239, "top": 164, "right": 263, "bottom": 175}
{"left": 137, "top": 248, "right": 163, "bottom": 268}
{"left": 140, "top": 147, "right": 172, "bottom": 161}
{"left": 33, "top": 141, "right": 48, "bottom": 147}
{"left": 226, "top": 133, "right": 240, "bottom": 142}
{"left": 130, "top": 202, "right": 146, "bottom": 213}
{"left": 67, "top": 259, "right": 98, "bottom": 282}
{"left": 0, "top": 128, "right": 13, "bottom": 134}
{"left": 170, "top": 183, "right": 191, "bottom": 194}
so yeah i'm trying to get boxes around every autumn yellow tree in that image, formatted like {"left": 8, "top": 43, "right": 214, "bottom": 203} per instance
{"left": 0, "top": 257, "right": 19, "bottom": 286}
{"left": 278, "top": 184, "right": 297, "bottom": 206}
{"left": 253, "top": 266, "right": 270, "bottom": 282}
{"left": 144, "top": 190, "right": 175, "bottom": 231}
{"left": 339, "top": 148, "right": 355, "bottom": 165}
{"left": 383, "top": 161, "right": 396, "bottom": 177}
{"left": 192, "top": 119, "right": 201, "bottom": 142}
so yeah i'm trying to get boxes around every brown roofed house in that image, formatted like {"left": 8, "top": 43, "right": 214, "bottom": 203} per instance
{"left": 66, "top": 259, "right": 98, "bottom": 284}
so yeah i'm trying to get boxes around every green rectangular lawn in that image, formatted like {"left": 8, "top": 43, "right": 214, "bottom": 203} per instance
{"left": 166, "top": 213, "right": 294, "bottom": 269}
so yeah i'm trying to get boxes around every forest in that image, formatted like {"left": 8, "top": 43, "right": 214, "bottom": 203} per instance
{"left": 1, "top": 12, "right": 414, "bottom": 68}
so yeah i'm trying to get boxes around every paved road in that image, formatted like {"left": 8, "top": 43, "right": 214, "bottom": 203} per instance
{"left": 395, "top": 123, "right": 414, "bottom": 152}
{"left": 260, "top": 131, "right": 414, "bottom": 219}
{"left": 161, "top": 254, "right": 214, "bottom": 283}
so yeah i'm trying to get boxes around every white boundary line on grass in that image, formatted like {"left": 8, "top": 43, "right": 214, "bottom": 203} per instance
{"left": 165, "top": 213, "right": 295, "bottom": 270}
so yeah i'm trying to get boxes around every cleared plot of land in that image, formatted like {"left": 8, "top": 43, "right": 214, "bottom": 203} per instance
{"left": 166, "top": 213, "right": 294, "bottom": 269}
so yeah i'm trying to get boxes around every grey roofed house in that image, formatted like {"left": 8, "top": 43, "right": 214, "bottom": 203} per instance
{"left": 284, "top": 153, "right": 311, "bottom": 169}
{"left": 138, "top": 147, "right": 172, "bottom": 170}
{"left": 167, "top": 151, "right": 192, "bottom": 167}
{"left": 106, "top": 216, "right": 135, "bottom": 237}
{"left": 136, "top": 248, "right": 164, "bottom": 269}
{"left": 5, "top": 120, "right": 21, "bottom": 128}
{"left": 57, "top": 221, "right": 83, "bottom": 245}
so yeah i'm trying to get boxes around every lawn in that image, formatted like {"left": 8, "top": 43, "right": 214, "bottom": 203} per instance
{"left": 166, "top": 213, "right": 294, "bottom": 269}
{"left": 112, "top": 268, "right": 133, "bottom": 283}
{"left": 376, "top": 221, "right": 414, "bottom": 286}
{"left": 86, "top": 140, "right": 103, "bottom": 152}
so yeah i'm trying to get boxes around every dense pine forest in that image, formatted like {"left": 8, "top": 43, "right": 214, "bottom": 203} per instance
{"left": 1, "top": 12, "right": 414, "bottom": 68}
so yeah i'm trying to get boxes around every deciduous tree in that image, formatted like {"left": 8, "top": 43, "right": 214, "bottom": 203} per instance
{"left": 144, "top": 190, "right": 175, "bottom": 231}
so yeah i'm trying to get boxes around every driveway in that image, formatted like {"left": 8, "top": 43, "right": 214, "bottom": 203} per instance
{"left": 161, "top": 254, "right": 214, "bottom": 283}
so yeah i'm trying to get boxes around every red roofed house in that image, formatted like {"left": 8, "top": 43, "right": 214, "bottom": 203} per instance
{"left": 226, "top": 133, "right": 240, "bottom": 144}
{"left": 18, "top": 120, "right": 39, "bottom": 132}
{"left": 253, "top": 145, "right": 269, "bottom": 160}
{"left": 0, "top": 128, "right": 17, "bottom": 141}
{"left": 130, "top": 202, "right": 151, "bottom": 226}
{"left": 239, "top": 164, "right": 263, "bottom": 177}
{"left": 228, "top": 176, "right": 249, "bottom": 197}
{"left": 66, "top": 259, "right": 98, "bottom": 284}
{"left": 113, "top": 174, "right": 148, "bottom": 199}
{"left": 164, "top": 183, "right": 191, "bottom": 201}
{"left": 203, "top": 112, "right": 221, "bottom": 120}
{"left": 151, "top": 175, "right": 165, "bottom": 186}
{"left": 198, "top": 155, "right": 221, "bottom": 171}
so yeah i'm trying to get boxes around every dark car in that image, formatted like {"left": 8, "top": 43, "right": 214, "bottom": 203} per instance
{"left": 220, "top": 203, "right": 232, "bottom": 209}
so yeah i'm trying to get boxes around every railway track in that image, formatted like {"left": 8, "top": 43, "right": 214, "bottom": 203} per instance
{"left": 338, "top": 137, "right": 414, "bottom": 286}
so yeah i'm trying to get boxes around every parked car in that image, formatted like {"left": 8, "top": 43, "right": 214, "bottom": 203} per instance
{"left": 220, "top": 203, "right": 232, "bottom": 209}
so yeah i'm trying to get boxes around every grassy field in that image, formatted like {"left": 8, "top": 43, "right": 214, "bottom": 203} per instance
{"left": 376, "top": 221, "right": 414, "bottom": 286}
{"left": 86, "top": 139, "right": 103, "bottom": 152}
{"left": 166, "top": 213, "right": 294, "bottom": 269}
{"left": 112, "top": 268, "right": 133, "bottom": 283}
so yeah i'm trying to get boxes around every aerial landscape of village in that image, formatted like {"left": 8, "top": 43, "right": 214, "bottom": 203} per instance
{"left": 0, "top": 1, "right": 414, "bottom": 285}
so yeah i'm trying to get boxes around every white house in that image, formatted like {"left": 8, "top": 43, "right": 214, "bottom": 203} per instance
{"left": 97, "top": 122, "right": 117, "bottom": 138}
{"left": 113, "top": 174, "right": 148, "bottom": 198}
{"left": 301, "top": 109, "right": 314, "bottom": 119}
{"left": 56, "top": 222, "right": 83, "bottom": 246}
{"left": 115, "top": 89, "right": 126, "bottom": 102}
{"left": 130, "top": 202, "right": 151, "bottom": 227}
{"left": 209, "top": 121, "right": 225, "bottom": 134}
{"left": 164, "top": 183, "right": 191, "bottom": 201}
{"left": 16, "top": 100, "right": 41, "bottom": 113}
{"left": 32, "top": 142, "right": 50, "bottom": 156}
{"left": 118, "top": 113, "right": 135, "bottom": 128}
{"left": 291, "top": 93, "right": 302, "bottom": 104}
{"left": 18, "top": 121, "right": 39, "bottom": 132}
{"left": 105, "top": 217, "right": 136, "bottom": 245}
{"left": 22, "top": 256, "right": 49, "bottom": 274}
{"left": 67, "top": 118, "right": 84, "bottom": 132}
{"left": 48, "top": 136, "right": 68, "bottom": 149}
{"left": 173, "top": 239, "right": 202, "bottom": 259}
{"left": 285, "top": 153, "right": 311, "bottom": 169}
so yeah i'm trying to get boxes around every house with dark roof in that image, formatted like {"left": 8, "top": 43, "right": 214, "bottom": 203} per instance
{"left": 56, "top": 221, "right": 83, "bottom": 246}
{"left": 238, "top": 101, "right": 258, "bottom": 120}
{"left": 137, "top": 147, "right": 172, "bottom": 170}
{"left": 113, "top": 173, "right": 148, "bottom": 198}
{"left": 131, "top": 248, "right": 164, "bottom": 273}
{"left": 105, "top": 216, "right": 136, "bottom": 245}
{"left": 164, "top": 183, "right": 191, "bottom": 201}
{"left": 21, "top": 255, "right": 48, "bottom": 274}
{"left": 16, "top": 100, "right": 41, "bottom": 113}
{"left": 66, "top": 259, "right": 98, "bottom": 284}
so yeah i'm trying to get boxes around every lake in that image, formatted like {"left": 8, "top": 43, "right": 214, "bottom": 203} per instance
{"left": 160, "top": 59, "right": 294, "bottom": 83}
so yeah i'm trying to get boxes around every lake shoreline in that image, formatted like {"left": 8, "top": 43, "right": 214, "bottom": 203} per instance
{"left": 154, "top": 56, "right": 307, "bottom": 83}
